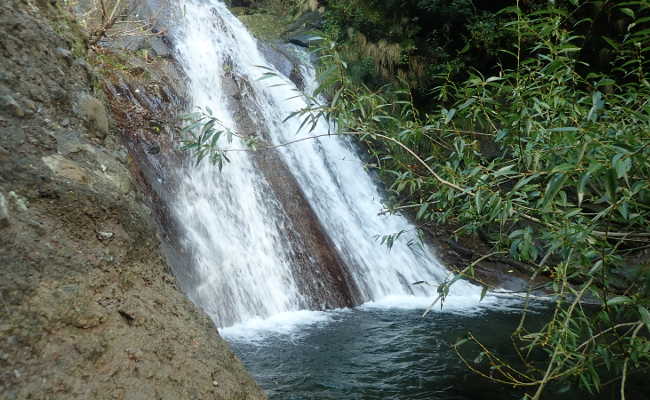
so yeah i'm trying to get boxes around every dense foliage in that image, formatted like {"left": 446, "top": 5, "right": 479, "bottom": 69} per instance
{"left": 302, "top": 1, "right": 650, "bottom": 398}
{"left": 320, "top": 1, "right": 649, "bottom": 101}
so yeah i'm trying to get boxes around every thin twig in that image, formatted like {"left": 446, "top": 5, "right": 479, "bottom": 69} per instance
{"left": 576, "top": 322, "right": 640, "bottom": 351}
{"left": 621, "top": 323, "right": 644, "bottom": 400}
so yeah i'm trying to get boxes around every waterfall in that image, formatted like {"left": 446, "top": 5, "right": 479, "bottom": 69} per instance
{"left": 171, "top": 0, "right": 479, "bottom": 328}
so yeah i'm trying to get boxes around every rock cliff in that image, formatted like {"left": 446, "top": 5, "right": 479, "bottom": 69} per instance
{"left": 0, "top": 1, "right": 266, "bottom": 398}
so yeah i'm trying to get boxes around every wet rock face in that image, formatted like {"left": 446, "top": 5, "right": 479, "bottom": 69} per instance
{"left": 0, "top": 1, "right": 265, "bottom": 399}
{"left": 222, "top": 72, "right": 362, "bottom": 310}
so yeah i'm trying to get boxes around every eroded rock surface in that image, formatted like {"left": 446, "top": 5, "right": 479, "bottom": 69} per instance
{"left": 0, "top": 1, "right": 265, "bottom": 398}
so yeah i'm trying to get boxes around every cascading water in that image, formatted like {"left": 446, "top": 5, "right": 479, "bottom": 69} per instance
{"left": 171, "top": 0, "right": 480, "bottom": 328}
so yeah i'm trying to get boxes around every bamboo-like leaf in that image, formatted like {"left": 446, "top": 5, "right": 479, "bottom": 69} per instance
{"left": 416, "top": 203, "right": 429, "bottom": 220}
{"left": 542, "top": 173, "right": 567, "bottom": 210}
{"left": 493, "top": 164, "right": 517, "bottom": 177}
{"left": 474, "top": 190, "right": 482, "bottom": 214}
{"left": 512, "top": 173, "right": 539, "bottom": 193}
{"left": 445, "top": 108, "right": 456, "bottom": 124}
{"left": 639, "top": 306, "right": 650, "bottom": 333}
{"left": 480, "top": 286, "right": 488, "bottom": 302}
{"left": 331, "top": 87, "right": 344, "bottom": 108}
{"left": 607, "top": 296, "right": 633, "bottom": 306}
{"left": 577, "top": 165, "right": 600, "bottom": 207}
{"left": 604, "top": 168, "right": 618, "bottom": 203}
{"left": 619, "top": 7, "right": 635, "bottom": 18}
{"left": 423, "top": 295, "right": 442, "bottom": 317}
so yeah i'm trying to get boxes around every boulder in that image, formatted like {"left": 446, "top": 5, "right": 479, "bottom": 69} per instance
{"left": 0, "top": 95, "right": 25, "bottom": 118}
{"left": 77, "top": 94, "right": 109, "bottom": 140}
{"left": 0, "top": 192, "right": 9, "bottom": 229}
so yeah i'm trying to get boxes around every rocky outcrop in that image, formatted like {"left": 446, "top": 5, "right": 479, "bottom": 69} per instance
{"left": 0, "top": 1, "right": 265, "bottom": 399}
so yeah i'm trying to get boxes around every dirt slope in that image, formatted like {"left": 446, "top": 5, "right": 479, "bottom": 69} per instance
{"left": 0, "top": 1, "right": 266, "bottom": 398}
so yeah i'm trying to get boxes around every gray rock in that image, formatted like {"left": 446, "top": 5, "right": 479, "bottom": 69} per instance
{"left": 145, "top": 36, "right": 172, "bottom": 58}
{"left": 92, "top": 150, "right": 133, "bottom": 194}
{"left": 73, "top": 58, "right": 90, "bottom": 72}
{"left": 96, "top": 231, "right": 114, "bottom": 241}
{"left": 56, "top": 131, "right": 84, "bottom": 155}
{"left": 0, "top": 71, "right": 10, "bottom": 82}
{"left": 284, "top": 10, "right": 323, "bottom": 34}
{"left": 0, "top": 95, "right": 25, "bottom": 118}
{"left": 289, "top": 65, "right": 305, "bottom": 91}
{"left": 50, "top": 85, "right": 68, "bottom": 103}
{"left": 73, "top": 58, "right": 100, "bottom": 84}
{"left": 54, "top": 47, "right": 73, "bottom": 65}
{"left": 42, "top": 154, "right": 90, "bottom": 185}
{"left": 258, "top": 42, "right": 294, "bottom": 78}
{"left": 2, "top": 126, "right": 26, "bottom": 148}
{"left": 109, "top": 34, "right": 147, "bottom": 53}
{"left": 146, "top": 143, "right": 160, "bottom": 155}
{"left": 77, "top": 94, "right": 109, "bottom": 140}
{"left": 26, "top": 83, "right": 46, "bottom": 102}
{"left": 22, "top": 98, "right": 36, "bottom": 116}
{"left": 64, "top": 298, "right": 106, "bottom": 329}
{"left": 0, "top": 192, "right": 9, "bottom": 228}
{"left": 287, "top": 33, "right": 320, "bottom": 48}
{"left": 115, "top": 148, "right": 128, "bottom": 163}
{"left": 8, "top": 191, "right": 29, "bottom": 212}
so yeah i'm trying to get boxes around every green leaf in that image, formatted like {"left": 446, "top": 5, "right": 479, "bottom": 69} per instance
{"left": 508, "top": 229, "right": 525, "bottom": 239}
{"left": 513, "top": 173, "right": 539, "bottom": 193}
{"left": 493, "top": 165, "right": 517, "bottom": 177}
{"left": 588, "top": 91, "right": 604, "bottom": 122}
{"left": 602, "top": 36, "right": 620, "bottom": 50}
{"left": 457, "top": 98, "right": 476, "bottom": 111}
{"left": 480, "top": 286, "right": 488, "bottom": 302}
{"left": 331, "top": 87, "right": 344, "bottom": 108}
{"left": 619, "top": 202, "right": 630, "bottom": 220}
{"left": 604, "top": 169, "right": 618, "bottom": 203}
{"left": 612, "top": 153, "right": 632, "bottom": 180}
{"left": 619, "top": 7, "right": 635, "bottom": 18}
{"left": 578, "top": 164, "right": 600, "bottom": 207}
{"left": 181, "top": 120, "right": 203, "bottom": 135}
{"left": 588, "top": 260, "right": 603, "bottom": 276}
{"left": 416, "top": 203, "right": 429, "bottom": 220}
{"left": 607, "top": 296, "right": 633, "bottom": 306}
{"left": 597, "top": 78, "right": 616, "bottom": 87}
{"left": 639, "top": 306, "right": 650, "bottom": 333}
{"left": 542, "top": 173, "right": 568, "bottom": 210}
{"left": 444, "top": 108, "right": 456, "bottom": 124}
{"left": 551, "top": 163, "right": 575, "bottom": 174}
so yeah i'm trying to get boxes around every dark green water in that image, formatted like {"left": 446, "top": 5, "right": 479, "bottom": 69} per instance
{"left": 225, "top": 300, "right": 552, "bottom": 400}
{"left": 225, "top": 299, "right": 650, "bottom": 400}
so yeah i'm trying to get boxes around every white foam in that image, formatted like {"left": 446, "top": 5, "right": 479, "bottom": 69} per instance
{"left": 360, "top": 292, "right": 501, "bottom": 313}
{"left": 220, "top": 309, "right": 335, "bottom": 341}
{"left": 220, "top": 292, "right": 531, "bottom": 343}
